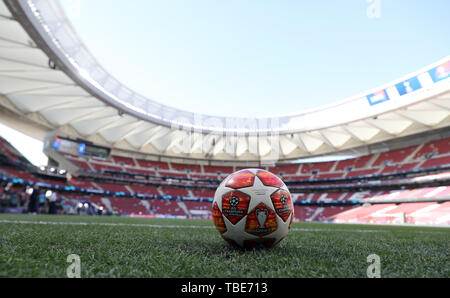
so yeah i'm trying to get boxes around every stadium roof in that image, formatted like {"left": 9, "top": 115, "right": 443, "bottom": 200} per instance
{"left": 0, "top": 0, "right": 449, "bottom": 163}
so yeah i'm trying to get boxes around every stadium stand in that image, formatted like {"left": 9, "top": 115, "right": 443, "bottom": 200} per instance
{"left": 332, "top": 202, "right": 450, "bottom": 225}
{"left": 0, "top": 0, "right": 449, "bottom": 227}
{"left": 0, "top": 134, "right": 449, "bottom": 223}
{"left": 55, "top": 136, "right": 450, "bottom": 181}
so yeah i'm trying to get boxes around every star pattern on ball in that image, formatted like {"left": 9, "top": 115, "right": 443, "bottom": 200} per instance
{"left": 212, "top": 169, "right": 294, "bottom": 248}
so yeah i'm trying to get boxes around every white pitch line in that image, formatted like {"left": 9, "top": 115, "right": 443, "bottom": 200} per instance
{"left": 291, "top": 227, "right": 390, "bottom": 233}
{"left": 0, "top": 219, "right": 384, "bottom": 232}
{"left": 0, "top": 219, "right": 447, "bottom": 233}
{"left": 0, "top": 219, "right": 212, "bottom": 229}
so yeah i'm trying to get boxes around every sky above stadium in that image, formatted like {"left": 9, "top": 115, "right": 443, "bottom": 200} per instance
{"left": 0, "top": 123, "right": 47, "bottom": 166}
{"left": 59, "top": 0, "right": 450, "bottom": 118}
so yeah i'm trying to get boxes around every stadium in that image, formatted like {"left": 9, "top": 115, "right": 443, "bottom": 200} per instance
{"left": 0, "top": 0, "right": 449, "bottom": 279}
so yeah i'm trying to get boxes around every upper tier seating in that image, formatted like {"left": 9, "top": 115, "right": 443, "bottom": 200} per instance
{"left": 300, "top": 161, "right": 335, "bottom": 174}
{"left": 136, "top": 159, "right": 169, "bottom": 170}
{"left": 62, "top": 137, "right": 450, "bottom": 182}
{"left": 128, "top": 184, "right": 160, "bottom": 195}
{"left": 271, "top": 164, "right": 299, "bottom": 175}
{"left": 96, "top": 182, "right": 129, "bottom": 193}
{"left": 371, "top": 146, "right": 418, "bottom": 167}
{"left": 171, "top": 163, "right": 202, "bottom": 173}
{"left": 334, "top": 155, "right": 373, "bottom": 171}
{"left": 112, "top": 155, "right": 136, "bottom": 167}
{"left": 203, "top": 165, "right": 233, "bottom": 174}
{"left": 380, "top": 162, "right": 419, "bottom": 174}
{"left": 413, "top": 138, "right": 450, "bottom": 159}
{"left": 420, "top": 155, "right": 450, "bottom": 168}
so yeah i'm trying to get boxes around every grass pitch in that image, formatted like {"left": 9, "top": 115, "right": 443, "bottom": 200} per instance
{"left": 0, "top": 214, "right": 448, "bottom": 278}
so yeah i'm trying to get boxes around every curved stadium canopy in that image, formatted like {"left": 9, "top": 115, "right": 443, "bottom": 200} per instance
{"left": 0, "top": 0, "right": 449, "bottom": 163}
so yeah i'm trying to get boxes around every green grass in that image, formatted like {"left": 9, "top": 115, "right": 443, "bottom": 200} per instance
{"left": 0, "top": 214, "right": 449, "bottom": 278}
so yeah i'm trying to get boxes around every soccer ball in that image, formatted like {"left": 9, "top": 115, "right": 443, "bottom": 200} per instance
{"left": 212, "top": 169, "right": 294, "bottom": 248}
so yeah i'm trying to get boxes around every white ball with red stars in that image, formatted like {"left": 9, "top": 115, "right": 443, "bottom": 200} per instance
{"left": 212, "top": 169, "right": 294, "bottom": 248}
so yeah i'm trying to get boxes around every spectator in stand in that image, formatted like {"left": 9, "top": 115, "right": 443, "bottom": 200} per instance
{"left": 48, "top": 191, "right": 58, "bottom": 215}
{"left": 9, "top": 192, "right": 17, "bottom": 207}
{"left": 18, "top": 192, "right": 26, "bottom": 208}
{"left": 28, "top": 184, "right": 40, "bottom": 214}
{"left": 38, "top": 192, "right": 47, "bottom": 213}
{"left": 5, "top": 181, "right": 12, "bottom": 193}
{"left": 0, "top": 182, "right": 13, "bottom": 207}
{"left": 0, "top": 191, "right": 8, "bottom": 207}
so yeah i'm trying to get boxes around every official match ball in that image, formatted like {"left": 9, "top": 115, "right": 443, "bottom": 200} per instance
{"left": 212, "top": 169, "right": 294, "bottom": 248}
